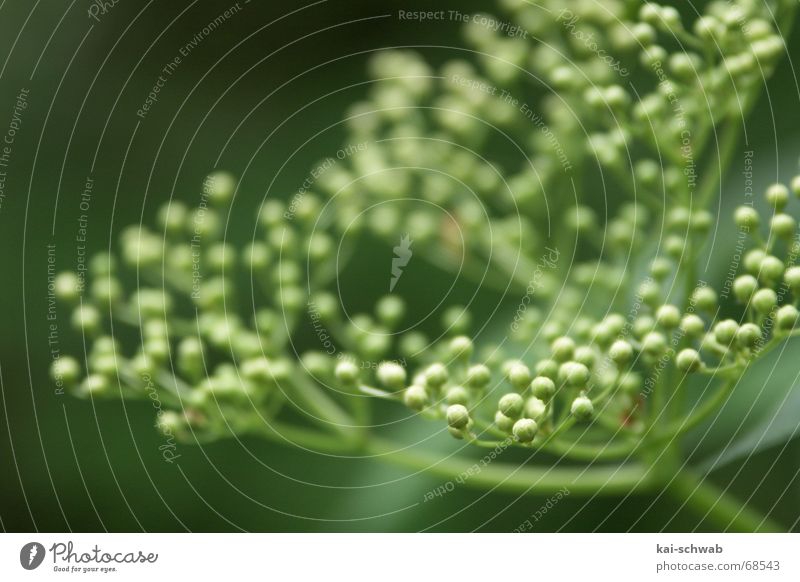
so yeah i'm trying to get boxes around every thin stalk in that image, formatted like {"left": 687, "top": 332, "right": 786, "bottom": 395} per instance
{"left": 366, "top": 437, "right": 657, "bottom": 496}
{"left": 667, "top": 470, "right": 784, "bottom": 532}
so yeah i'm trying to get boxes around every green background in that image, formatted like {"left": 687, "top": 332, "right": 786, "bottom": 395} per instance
{"left": 1, "top": 0, "right": 800, "bottom": 532}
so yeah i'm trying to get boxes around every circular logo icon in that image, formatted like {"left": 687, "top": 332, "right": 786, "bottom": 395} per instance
{"left": 20, "top": 542, "right": 46, "bottom": 570}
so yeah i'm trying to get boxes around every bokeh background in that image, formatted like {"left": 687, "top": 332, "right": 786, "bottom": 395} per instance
{"left": 1, "top": 0, "right": 800, "bottom": 532}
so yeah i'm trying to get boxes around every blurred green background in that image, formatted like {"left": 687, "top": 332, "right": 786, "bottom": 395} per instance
{"left": 1, "top": 0, "right": 800, "bottom": 532}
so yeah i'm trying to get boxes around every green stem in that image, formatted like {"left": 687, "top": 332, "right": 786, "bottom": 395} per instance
{"left": 243, "top": 419, "right": 359, "bottom": 454}
{"left": 290, "top": 375, "right": 357, "bottom": 435}
{"left": 667, "top": 470, "right": 784, "bottom": 532}
{"left": 658, "top": 379, "right": 737, "bottom": 442}
{"left": 366, "top": 437, "right": 657, "bottom": 496}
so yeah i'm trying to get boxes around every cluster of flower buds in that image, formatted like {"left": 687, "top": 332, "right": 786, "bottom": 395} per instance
{"left": 378, "top": 175, "right": 800, "bottom": 454}
{"left": 50, "top": 1, "right": 799, "bottom": 460}
{"left": 48, "top": 172, "right": 355, "bottom": 441}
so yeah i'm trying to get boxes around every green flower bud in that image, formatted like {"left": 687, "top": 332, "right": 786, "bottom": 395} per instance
{"left": 494, "top": 410, "right": 514, "bottom": 433}
{"left": 650, "top": 257, "right": 673, "bottom": 280}
{"left": 309, "top": 233, "right": 334, "bottom": 263}
{"left": 72, "top": 305, "right": 101, "bottom": 335}
{"left": 206, "top": 243, "right": 236, "bottom": 272}
{"left": 446, "top": 385, "right": 469, "bottom": 406}
{"left": 634, "top": 159, "right": 660, "bottom": 187}
{"left": 598, "top": 87, "right": 626, "bottom": 119}
{"left": 765, "top": 183, "right": 789, "bottom": 210}
{"left": 751, "top": 36, "right": 785, "bottom": 61}
{"left": 204, "top": 171, "right": 237, "bottom": 206}
{"left": 573, "top": 346, "right": 596, "bottom": 368}
{"left": 54, "top": 272, "right": 82, "bottom": 302}
{"left": 157, "top": 411, "right": 186, "bottom": 437}
{"left": 143, "top": 319, "right": 169, "bottom": 341}
{"left": 633, "top": 315, "right": 656, "bottom": 339}
{"left": 398, "top": 331, "right": 427, "bottom": 359}
{"left": 133, "top": 289, "right": 173, "bottom": 319}
{"left": 507, "top": 362, "right": 531, "bottom": 390}
{"left": 733, "top": 275, "right": 759, "bottom": 303}
{"left": 91, "top": 352, "right": 121, "bottom": 376}
{"left": 694, "top": 16, "right": 722, "bottom": 41}
{"left": 265, "top": 357, "right": 292, "bottom": 384}
{"left": 535, "top": 359, "right": 559, "bottom": 379}
{"left": 442, "top": 305, "right": 471, "bottom": 335}
{"left": 447, "top": 427, "right": 466, "bottom": 440}
{"left": 735, "top": 205, "right": 759, "bottom": 229}
{"left": 570, "top": 395, "right": 594, "bottom": 420}
{"left": 639, "top": 3, "right": 661, "bottom": 25}
{"left": 620, "top": 372, "right": 642, "bottom": 393}
{"left": 523, "top": 396, "right": 546, "bottom": 420}
{"left": 446, "top": 404, "right": 470, "bottom": 429}
{"left": 691, "top": 210, "right": 713, "bottom": 235}
{"left": 550, "top": 336, "right": 575, "bottom": 362}
{"left": 301, "top": 352, "right": 332, "bottom": 378}
{"left": 785, "top": 266, "right": 800, "bottom": 291}
{"left": 609, "top": 340, "right": 634, "bottom": 364}
{"left": 770, "top": 214, "right": 796, "bottom": 239}
{"left": 542, "top": 322, "right": 563, "bottom": 342}
{"left": 676, "top": 348, "right": 703, "bottom": 373}
{"left": 51, "top": 356, "right": 81, "bottom": 385}
{"left": 631, "top": 22, "right": 656, "bottom": 46}
{"left": 259, "top": 200, "right": 285, "bottom": 229}
{"left": 425, "top": 363, "right": 448, "bottom": 388}
{"left": 403, "top": 385, "right": 428, "bottom": 410}
{"left": 466, "top": 364, "right": 491, "bottom": 389}
{"left": 157, "top": 201, "right": 188, "bottom": 236}
{"left": 680, "top": 314, "right": 705, "bottom": 338}
{"left": 752, "top": 288, "right": 777, "bottom": 314}
{"left": 642, "top": 331, "right": 667, "bottom": 355}
{"left": 310, "top": 293, "right": 339, "bottom": 322}
{"left": 448, "top": 335, "right": 474, "bottom": 360}
{"left": 777, "top": 304, "right": 799, "bottom": 330}
{"left": 606, "top": 313, "right": 627, "bottom": 333}
{"left": 335, "top": 360, "right": 359, "bottom": 385}
{"left": 512, "top": 418, "right": 539, "bottom": 443}
{"left": 669, "top": 53, "right": 701, "bottom": 80}
{"left": 592, "top": 323, "right": 615, "bottom": 348}
{"left": 791, "top": 175, "right": 800, "bottom": 197}
{"left": 93, "top": 337, "right": 120, "bottom": 356}
{"left": 241, "top": 357, "right": 273, "bottom": 384}
{"left": 736, "top": 322, "right": 762, "bottom": 348}
{"left": 664, "top": 235, "right": 685, "bottom": 259}
{"left": 692, "top": 286, "right": 718, "bottom": 311}
{"left": 90, "top": 253, "right": 116, "bottom": 277}
{"left": 130, "top": 353, "right": 155, "bottom": 377}
{"left": 143, "top": 337, "right": 170, "bottom": 364}
{"left": 359, "top": 332, "right": 391, "bottom": 363}
{"left": 498, "top": 393, "right": 524, "bottom": 418}
{"left": 667, "top": 206, "right": 691, "bottom": 231}
{"left": 376, "top": 295, "right": 405, "bottom": 329}
{"left": 656, "top": 304, "right": 681, "bottom": 328}
{"left": 565, "top": 205, "right": 597, "bottom": 232}
{"left": 759, "top": 255, "right": 785, "bottom": 283}
{"left": 91, "top": 278, "right": 122, "bottom": 307}
{"left": 530, "top": 376, "right": 556, "bottom": 400}
{"left": 714, "top": 319, "right": 739, "bottom": 345}
{"left": 243, "top": 242, "right": 271, "bottom": 271}
{"left": 80, "top": 374, "right": 110, "bottom": 397}
{"left": 744, "top": 249, "right": 767, "bottom": 274}
{"left": 122, "top": 231, "right": 163, "bottom": 268}
{"left": 233, "top": 331, "right": 262, "bottom": 360}
{"left": 377, "top": 361, "right": 407, "bottom": 390}
{"left": 638, "top": 279, "right": 661, "bottom": 306}
{"left": 558, "top": 361, "right": 590, "bottom": 387}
